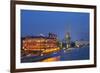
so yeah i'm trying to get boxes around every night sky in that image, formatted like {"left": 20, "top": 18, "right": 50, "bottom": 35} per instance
{"left": 21, "top": 10, "right": 89, "bottom": 41}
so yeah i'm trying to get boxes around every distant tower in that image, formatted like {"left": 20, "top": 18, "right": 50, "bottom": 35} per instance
{"left": 65, "top": 32, "right": 71, "bottom": 48}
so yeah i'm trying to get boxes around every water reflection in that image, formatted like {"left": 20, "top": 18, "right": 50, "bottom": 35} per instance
{"left": 21, "top": 47, "right": 89, "bottom": 63}
{"left": 42, "top": 56, "right": 60, "bottom": 62}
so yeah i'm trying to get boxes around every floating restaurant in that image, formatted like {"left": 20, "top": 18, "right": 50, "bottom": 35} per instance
{"left": 21, "top": 33, "right": 60, "bottom": 56}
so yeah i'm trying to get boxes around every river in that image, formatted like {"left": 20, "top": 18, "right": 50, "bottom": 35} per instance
{"left": 21, "top": 46, "right": 89, "bottom": 63}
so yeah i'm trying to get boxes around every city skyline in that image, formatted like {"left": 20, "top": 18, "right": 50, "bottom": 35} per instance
{"left": 21, "top": 10, "right": 89, "bottom": 41}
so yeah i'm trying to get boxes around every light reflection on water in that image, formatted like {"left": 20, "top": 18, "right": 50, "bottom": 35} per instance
{"left": 21, "top": 47, "right": 89, "bottom": 63}
{"left": 42, "top": 56, "right": 60, "bottom": 62}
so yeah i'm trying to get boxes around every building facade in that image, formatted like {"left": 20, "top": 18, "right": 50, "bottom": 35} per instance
{"left": 21, "top": 33, "right": 60, "bottom": 56}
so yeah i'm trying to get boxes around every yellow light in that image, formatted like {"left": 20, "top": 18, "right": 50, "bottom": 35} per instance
{"left": 42, "top": 56, "right": 60, "bottom": 62}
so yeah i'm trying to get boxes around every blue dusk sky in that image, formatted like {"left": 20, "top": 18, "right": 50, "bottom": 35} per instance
{"left": 21, "top": 10, "right": 89, "bottom": 41}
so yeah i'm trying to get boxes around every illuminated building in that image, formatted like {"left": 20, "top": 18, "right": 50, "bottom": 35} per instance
{"left": 65, "top": 32, "right": 71, "bottom": 48}
{"left": 75, "top": 40, "right": 89, "bottom": 48}
{"left": 21, "top": 33, "right": 60, "bottom": 56}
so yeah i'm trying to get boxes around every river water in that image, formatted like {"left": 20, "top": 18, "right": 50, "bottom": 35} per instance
{"left": 21, "top": 46, "right": 89, "bottom": 62}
